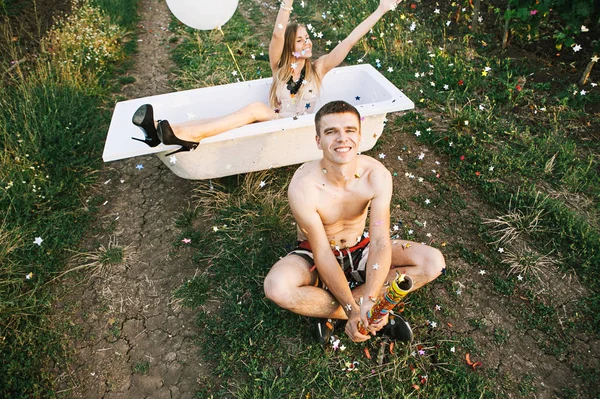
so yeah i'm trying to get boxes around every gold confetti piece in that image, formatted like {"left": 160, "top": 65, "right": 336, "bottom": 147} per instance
{"left": 354, "top": 173, "right": 361, "bottom": 179}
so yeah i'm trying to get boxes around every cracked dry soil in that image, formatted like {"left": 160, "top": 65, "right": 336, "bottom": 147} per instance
{"left": 54, "top": 1, "right": 208, "bottom": 397}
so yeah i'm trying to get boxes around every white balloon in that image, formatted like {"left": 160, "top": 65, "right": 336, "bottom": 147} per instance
{"left": 165, "top": 0, "right": 239, "bottom": 30}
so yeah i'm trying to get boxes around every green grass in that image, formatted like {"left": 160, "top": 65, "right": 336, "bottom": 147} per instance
{"left": 2, "top": 0, "right": 598, "bottom": 396}
{"left": 165, "top": 0, "right": 599, "bottom": 397}
{"left": 133, "top": 360, "right": 150, "bottom": 375}
{"left": 0, "top": 0, "right": 139, "bottom": 397}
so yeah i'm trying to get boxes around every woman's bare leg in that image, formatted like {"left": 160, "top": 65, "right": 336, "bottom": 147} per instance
{"left": 171, "top": 102, "right": 277, "bottom": 142}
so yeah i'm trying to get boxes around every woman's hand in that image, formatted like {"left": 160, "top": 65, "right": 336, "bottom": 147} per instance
{"left": 380, "top": 0, "right": 402, "bottom": 12}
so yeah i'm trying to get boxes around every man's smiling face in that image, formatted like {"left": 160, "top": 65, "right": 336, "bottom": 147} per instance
{"left": 316, "top": 112, "right": 361, "bottom": 165}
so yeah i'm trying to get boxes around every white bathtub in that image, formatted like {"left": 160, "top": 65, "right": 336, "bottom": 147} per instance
{"left": 103, "top": 64, "right": 414, "bottom": 179}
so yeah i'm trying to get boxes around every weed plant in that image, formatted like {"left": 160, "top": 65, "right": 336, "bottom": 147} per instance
{"left": 0, "top": 0, "right": 137, "bottom": 396}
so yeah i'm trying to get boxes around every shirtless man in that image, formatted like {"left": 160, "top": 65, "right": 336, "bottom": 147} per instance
{"left": 264, "top": 100, "right": 445, "bottom": 343}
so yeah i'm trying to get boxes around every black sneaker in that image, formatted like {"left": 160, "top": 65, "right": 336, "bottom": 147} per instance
{"left": 316, "top": 318, "right": 335, "bottom": 345}
{"left": 380, "top": 314, "right": 414, "bottom": 342}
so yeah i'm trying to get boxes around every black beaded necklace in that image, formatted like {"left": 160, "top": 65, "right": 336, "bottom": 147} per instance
{"left": 286, "top": 66, "right": 306, "bottom": 95}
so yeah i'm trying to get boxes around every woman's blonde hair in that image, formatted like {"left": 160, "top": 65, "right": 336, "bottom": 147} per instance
{"left": 268, "top": 22, "right": 322, "bottom": 108}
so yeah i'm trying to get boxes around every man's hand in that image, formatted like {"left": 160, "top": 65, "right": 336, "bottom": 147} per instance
{"left": 344, "top": 311, "right": 371, "bottom": 342}
{"left": 359, "top": 298, "right": 388, "bottom": 335}
{"left": 367, "top": 313, "right": 389, "bottom": 334}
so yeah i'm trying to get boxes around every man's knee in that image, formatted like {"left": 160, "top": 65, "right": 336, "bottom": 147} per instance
{"left": 424, "top": 247, "right": 446, "bottom": 281}
{"left": 264, "top": 269, "right": 291, "bottom": 308}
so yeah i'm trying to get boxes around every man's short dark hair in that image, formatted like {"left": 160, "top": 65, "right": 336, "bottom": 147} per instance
{"left": 314, "top": 100, "right": 361, "bottom": 136}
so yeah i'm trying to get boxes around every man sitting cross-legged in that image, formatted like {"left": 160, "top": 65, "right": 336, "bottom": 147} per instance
{"left": 264, "top": 100, "right": 445, "bottom": 343}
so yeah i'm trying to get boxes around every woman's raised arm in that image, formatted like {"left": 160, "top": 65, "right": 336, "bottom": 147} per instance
{"left": 269, "top": 0, "right": 294, "bottom": 74}
{"left": 315, "top": 0, "right": 401, "bottom": 76}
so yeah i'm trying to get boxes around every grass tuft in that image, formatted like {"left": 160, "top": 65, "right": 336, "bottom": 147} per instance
{"left": 483, "top": 191, "right": 547, "bottom": 245}
{"left": 500, "top": 243, "right": 556, "bottom": 284}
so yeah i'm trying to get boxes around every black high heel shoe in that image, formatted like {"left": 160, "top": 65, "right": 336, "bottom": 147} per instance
{"left": 132, "top": 104, "right": 161, "bottom": 147}
{"left": 157, "top": 120, "right": 199, "bottom": 156}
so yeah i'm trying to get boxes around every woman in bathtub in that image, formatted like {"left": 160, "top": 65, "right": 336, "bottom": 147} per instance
{"left": 132, "top": 0, "right": 402, "bottom": 155}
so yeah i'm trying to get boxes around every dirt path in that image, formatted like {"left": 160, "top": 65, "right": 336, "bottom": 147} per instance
{"left": 57, "top": 1, "right": 207, "bottom": 397}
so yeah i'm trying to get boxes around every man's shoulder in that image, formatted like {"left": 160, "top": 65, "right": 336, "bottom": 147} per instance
{"left": 289, "top": 161, "right": 320, "bottom": 191}
{"left": 358, "top": 155, "right": 392, "bottom": 179}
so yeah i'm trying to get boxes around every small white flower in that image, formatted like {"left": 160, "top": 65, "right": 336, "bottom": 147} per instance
{"left": 489, "top": 166, "right": 494, "bottom": 171}
{"left": 212, "top": 226, "right": 219, "bottom": 232}
{"left": 573, "top": 44, "right": 582, "bottom": 52}
{"left": 33, "top": 237, "right": 43, "bottom": 246}
{"left": 415, "top": 130, "right": 421, "bottom": 137}
{"left": 581, "top": 25, "right": 589, "bottom": 32}
{"left": 517, "top": 274, "right": 524, "bottom": 281}
{"left": 408, "top": 229, "right": 414, "bottom": 235}
{"left": 387, "top": 67, "right": 394, "bottom": 72}
{"left": 430, "top": 321, "right": 437, "bottom": 328}
{"left": 232, "top": 70, "right": 238, "bottom": 76}
{"left": 498, "top": 247, "right": 504, "bottom": 253}
{"left": 450, "top": 346, "right": 456, "bottom": 352}
{"left": 580, "top": 90, "right": 587, "bottom": 96}
{"left": 418, "top": 152, "right": 425, "bottom": 160}
{"left": 259, "top": 181, "right": 266, "bottom": 188}
{"left": 443, "top": 84, "right": 449, "bottom": 90}
{"left": 379, "top": 153, "right": 386, "bottom": 159}
{"left": 434, "top": 8, "right": 440, "bottom": 14}
{"left": 425, "top": 199, "right": 431, "bottom": 205}
{"left": 479, "top": 270, "right": 486, "bottom": 275}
